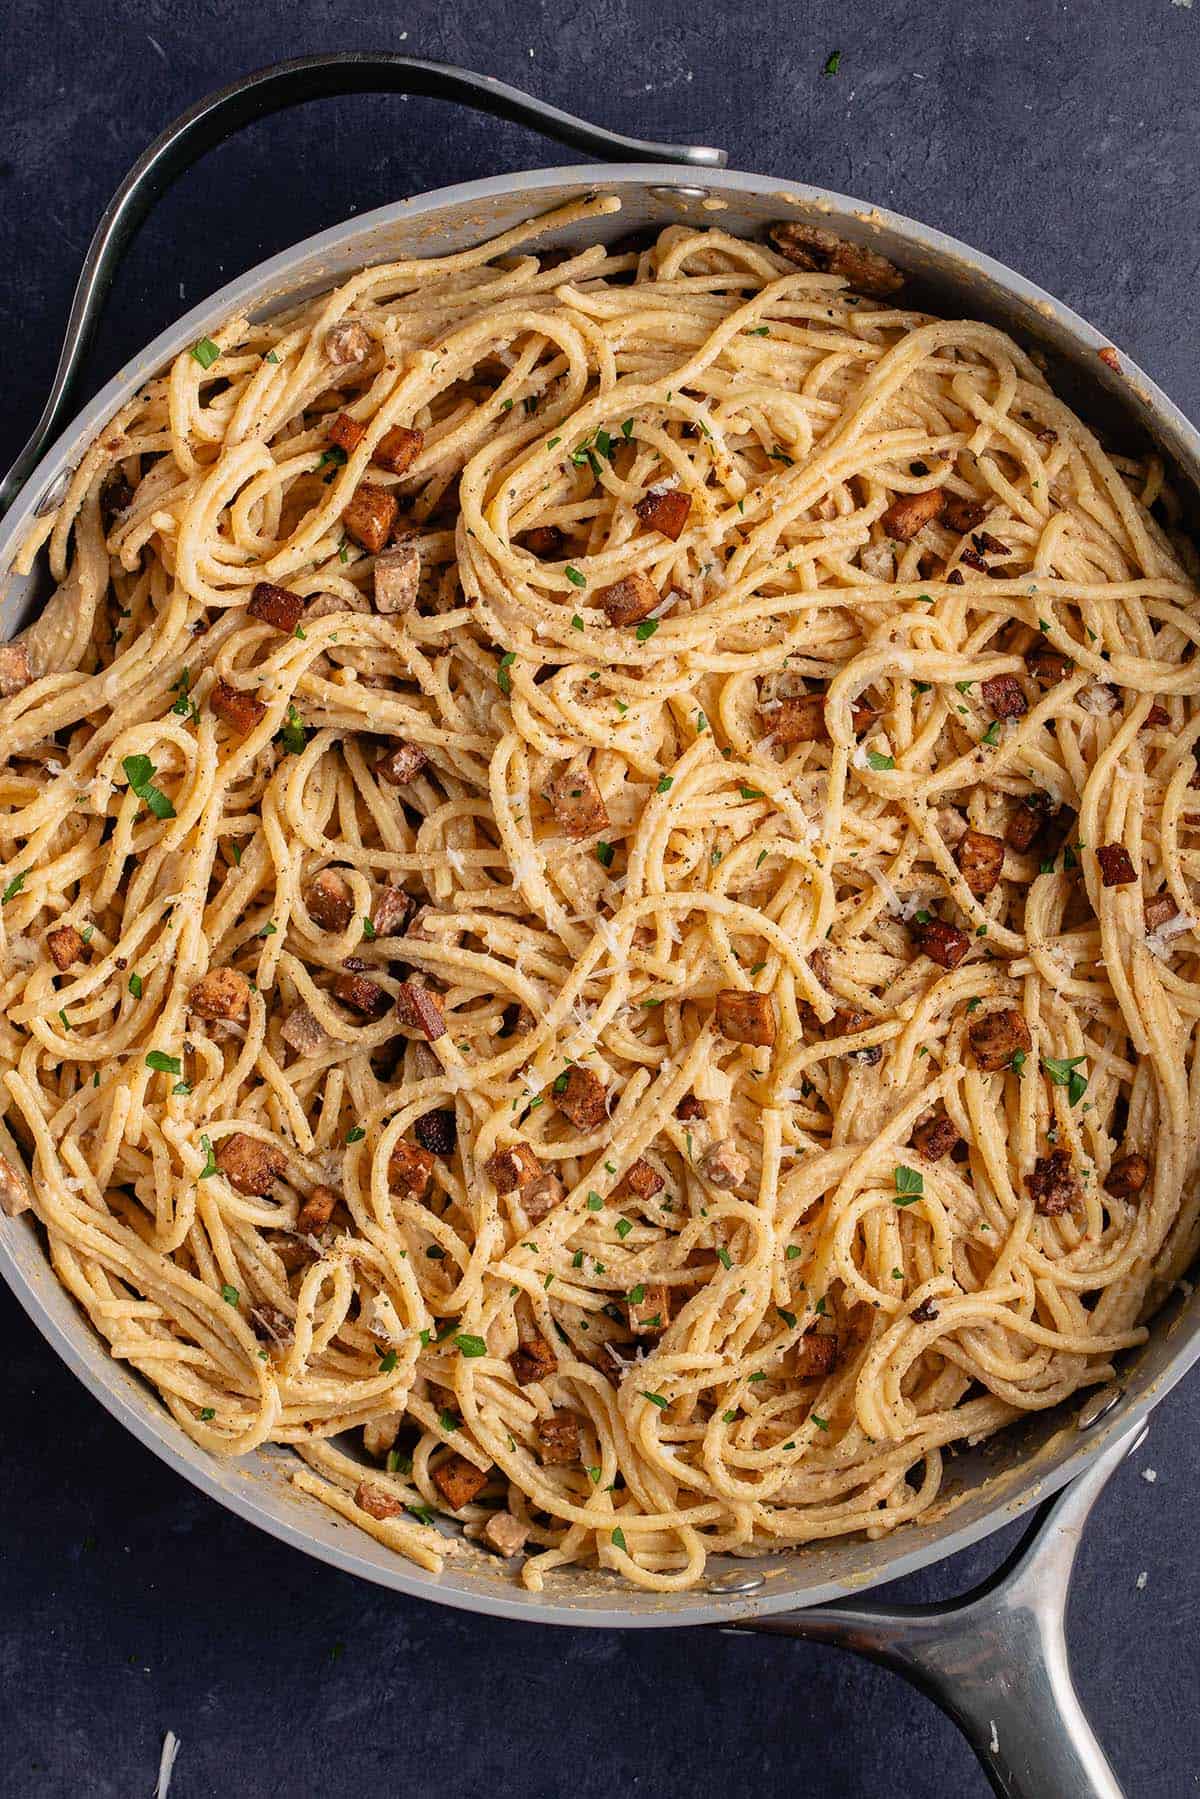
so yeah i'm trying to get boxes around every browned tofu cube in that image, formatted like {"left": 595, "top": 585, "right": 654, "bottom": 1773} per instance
{"left": 1005, "top": 791, "right": 1055, "bottom": 853}
{"left": 623, "top": 1158, "right": 664, "bottom": 1201}
{"left": 510, "top": 1332, "right": 556, "bottom": 1387}
{"left": 699, "top": 1138, "right": 749, "bottom": 1188}
{"left": 414, "top": 1110, "right": 457, "bottom": 1156}
{"left": 967, "top": 1008, "right": 1031, "bottom": 1072}
{"left": 1144, "top": 893, "right": 1179, "bottom": 934}
{"left": 880, "top": 489, "right": 945, "bottom": 540}
{"left": 537, "top": 1411, "right": 580, "bottom": 1466}
{"left": 912, "top": 1111, "right": 961, "bottom": 1161}
{"left": 209, "top": 678, "right": 267, "bottom": 734}
{"left": 1104, "top": 1152, "right": 1149, "bottom": 1199}
{"left": 325, "top": 320, "right": 372, "bottom": 365}
{"left": 377, "top": 740, "right": 428, "bottom": 784}
{"left": 635, "top": 486, "right": 691, "bottom": 541}
{"left": 387, "top": 1138, "right": 436, "bottom": 1199}
{"left": 46, "top": 924, "right": 86, "bottom": 971}
{"left": 281, "top": 1004, "right": 327, "bottom": 1056}
{"left": 769, "top": 221, "right": 903, "bottom": 297}
{"left": 549, "top": 756, "right": 609, "bottom": 841}
{"left": 794, "top": 1333, "right": 839, "bottom": 1379}
{"left": 396, "top": 982, "right": 446, "bottom": 1040}
{"left": 482, "top": 1511, "right": 529, "bottom": 1557}
{"left": 373, "top": 425, "right": 424, "bottom": 476}
{"left": 327, "top": 412, "right": 367, "bottom": 455}
{"left": 432, "top": 1453, "right": 490, "bottom": 1510}
{"left": 522, "top": 525, "right": 563, "bottom": 557}
{"left": 373, "top": 543, "right": 420, "bottom": 614}
{"left": 486, "top": 1141, "right": 542, "bottom": 1193}
{"left": 715, "top": 988, "right": 776, "bottom": 1047}
{"left": 372, "top": 886, "right": 416, "bottom": 937}
{"left": 249, "top": 581, "right": 305, "bottom": 634}
{"left": 307, "top": 868, "right": 354, "bottom": 932}
{"left": 954, "top": 828, "right": 1005, "bottom": 898}
{"left": 981, "top": 673, "right": 1027, "bottom": 719}
{"left": 941, "top": 493, "right": 987, "bottom": 533}
{"left": 914, "top": 918, "right": 970, "bottom": 969}
{"left": 216, "top": 1132, "right": 286, "bottom": 1196}
{"left": 1026, "top": 643, "right": 1072, "bottom": 686}
{"left": 597, "top": 571, "right": 659, "bottom": 627}
{"left": 1097, "top": 843, "right": 1136, "bottom": 887}
{"left": 356, "top": 1479, "right": 405, "bottom": 1521}
{"left": 188, "top": 967, "right": 251, "bottom": 1021}
{"left": 297, "top": 1183, "right": 340, "bottom": 1234}
{"left": 1026, "top": 1149, "right": 1079, "bottom": 1216}
{"left": 342, "top": 483, "right": 398, "bottom": 554}
{"left": 765, "top": 694, "right": 828, "bottom": 745}
{"left": 332, "top": 972, "right": 393, "bottom": 1019}
{"left": 521, "top": 1173, "right": 564, "bottom": 1222}
{"left": 556, "top": 1064, "right": 608, "bottom": 1131}
{"left": 627, "top": 1281, "right": 670, "bottom": 1335}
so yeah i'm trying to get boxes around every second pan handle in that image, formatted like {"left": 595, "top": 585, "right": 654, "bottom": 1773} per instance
{"left": 0, "top": 51, "right": 727, "bottom": 516}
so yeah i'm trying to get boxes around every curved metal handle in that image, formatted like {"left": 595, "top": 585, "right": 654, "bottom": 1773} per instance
{"left": 732, "top": 1424, "right": 1144, "bottom": 1798}
{"left": 0, "top": 51, "right": 726, "bottom": 517}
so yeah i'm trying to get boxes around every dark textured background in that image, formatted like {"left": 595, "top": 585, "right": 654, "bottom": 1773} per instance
{"left": 2, "top": 4, "right": 1199, "bottom": 1795}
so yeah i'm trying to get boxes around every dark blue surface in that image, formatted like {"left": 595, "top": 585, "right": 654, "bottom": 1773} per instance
{"left": 3, "top": 5, "right": 1200, "bottom": 1795}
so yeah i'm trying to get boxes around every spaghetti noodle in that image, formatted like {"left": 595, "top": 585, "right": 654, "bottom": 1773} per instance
{"left": 2, "top": 198, "right": 1198, "bottom": 1592}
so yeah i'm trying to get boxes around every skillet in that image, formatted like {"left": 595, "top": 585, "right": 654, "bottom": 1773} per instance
{"left": 2, "top": 54, "right": 1196, "bottom": 1798}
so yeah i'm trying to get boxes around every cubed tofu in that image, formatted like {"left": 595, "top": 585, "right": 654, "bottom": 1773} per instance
{"left": 373, "top": 425, "right": 424, "bottom": 476}
{"left": 216, "top": 1132, "right": 286, "bottom": 1196}
{"left": 387, "top": 1139, "right": 436, "bottom": 1199}
{"left": 634, "top": 487, "right": 691, "bottom": 541}
{"left": 296, "top": 1183, "right": 340, "bottom": 1234}
{"left": 537, "top": 1411, "right": 580, "bottom": 1466}
{"left": 715, "top": 988, "right": 776, "bottom": 1047}
{"left": 189, "top": 967, "right": 251, "bottom": 1021}
{"left": 396, "top": 982, "right": 446, "bottom": 1040}
{"left": 556, "top": 1065, "right": 607, "bottom": 1131}
{"left": 373, "top": 543, "right": 421, "bottom": 614}
{"left": 485, "top": 1142, "right": 542, "bottom": 1193}
{"left": 432, "top": 1453, "right": 490, "bottom": 1511}
{"left": 597, "top": 571, "right": 659, "bottom": 626}
{"left": 46, "top": 924, "right": 86, "bottom": 971}
{"left": 248, "top": 581, "right": 305, "bottom": 633}
{"left": 342, "top": 483, "right": 398, "bottom": 554}
{"left": 209, "top": 678, "right": 267, "bottom": 733}
{"left": 511, "top": 1332, "right": 556, "bottom": 1387}
{"left": 549, "top": 756, "right": 609, "bottom": 841}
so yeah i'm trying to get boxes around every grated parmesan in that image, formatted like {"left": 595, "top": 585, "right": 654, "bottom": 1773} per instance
{"left": 155, "top": 1730, "right": 180, "bottom": 1799}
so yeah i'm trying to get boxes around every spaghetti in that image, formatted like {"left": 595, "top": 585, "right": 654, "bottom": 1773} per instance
{"left": 2, "top": 198, "right": 1198, "bottom": 1592}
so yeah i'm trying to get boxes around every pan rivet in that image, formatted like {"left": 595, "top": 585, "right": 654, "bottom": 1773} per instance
{"left": 1076, "top": 1383, "right": 1122, "bottom": 1429}
{"left": 650, "top": 185, "right": 710, "bottom": 204}
{"left": 706, "top": 1569, "right": 765, "bottom": 1594}
{"left": 35, "top": 468, "right": 72, "bottom": 517}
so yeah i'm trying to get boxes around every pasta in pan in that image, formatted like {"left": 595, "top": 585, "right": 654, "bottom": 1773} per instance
{"left": 1, "top": 197, "right": 1197, "bottom": 1591}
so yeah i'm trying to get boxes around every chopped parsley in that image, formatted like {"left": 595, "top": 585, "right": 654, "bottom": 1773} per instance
{"left": 635, "top": 618, "right": 659, "bottom": 642}
{"left": 121, "top": 754, "right": 175, "bottom": 820}
{"left": 867, "top": 751, "right": 895, "bottom": 771}
{"left": 128, "top": 972, "right": 143, "bottom": 999}
{"left": 497, "top": 650, "right": 516, "bottom": 695}
{"left": 2, "top": 871, "right": 26, "bottom": 905}
{"left": 198, "top": 1135, "right": 217, "bottom": 1179}
{"left": 565, "top": 565, "right": 587, "bottom": 588}
{"left": 894, "top": 1165, "right": 924, "bottom": 1197}
{"left": 455, "top": 1333, "right": 487, "bottom": 1358}
{"left": 822, "top": 49, "right": 841, "bottom": 76}
{"left": 221, "top": 1283, "right": 239, "bottom": 1306}
{"left": 190, "top": 337, "right": 220, "bottom": 369}
{"left": 145, "top": 1050, "right": 181, "bottom": 1075}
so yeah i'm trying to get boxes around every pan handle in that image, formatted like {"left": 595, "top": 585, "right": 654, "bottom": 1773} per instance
{"left": 0, "top": 52, "right": 726, "bottom": 516}
{"left": 730, "top": 1422, "right": 1144, "bottom": 1799}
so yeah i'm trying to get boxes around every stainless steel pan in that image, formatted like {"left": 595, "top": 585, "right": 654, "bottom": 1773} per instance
{"left": 3, "top": 54, "right": 1197, "bottom": 1799}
